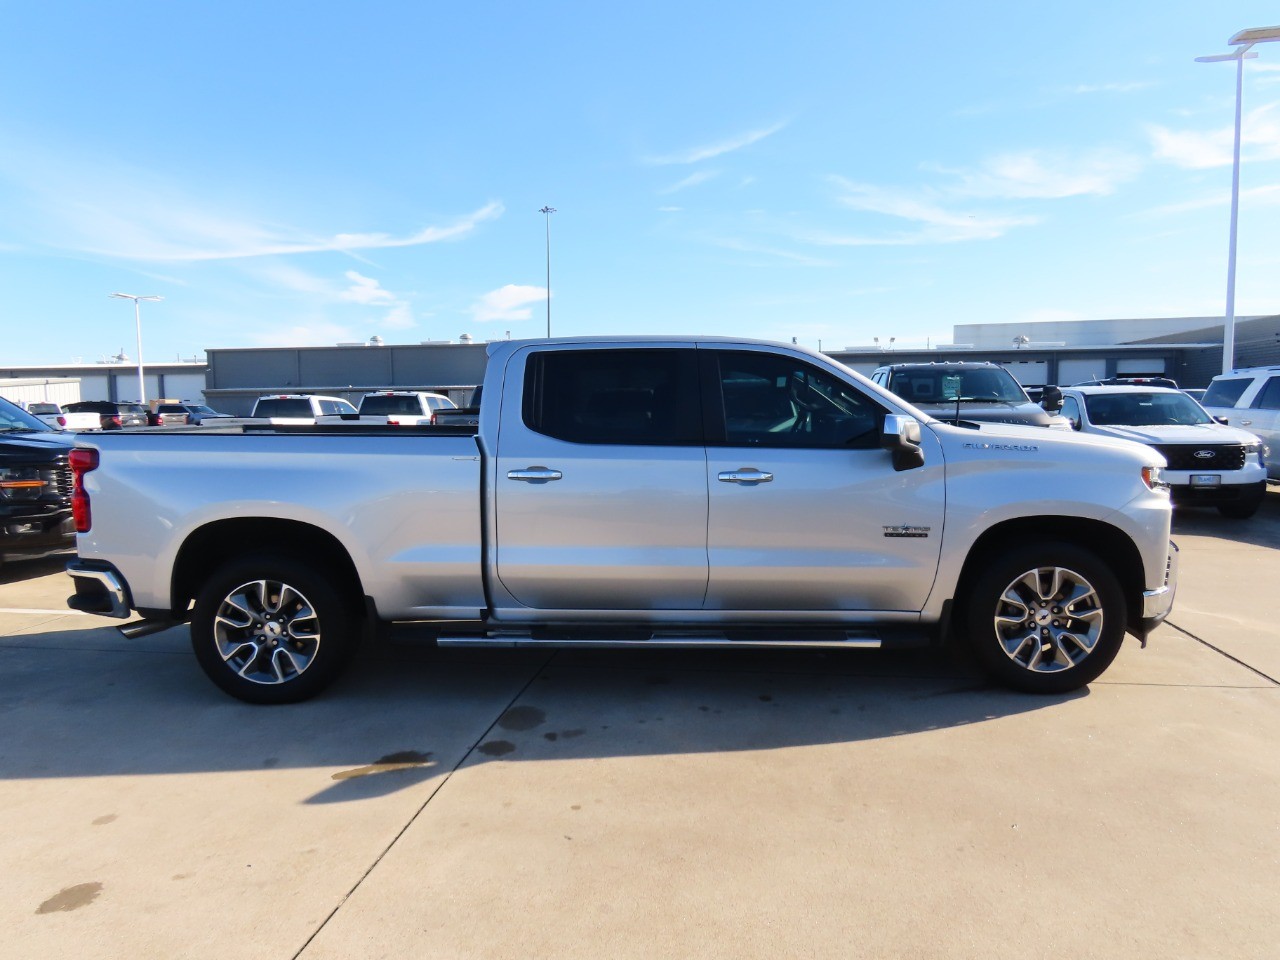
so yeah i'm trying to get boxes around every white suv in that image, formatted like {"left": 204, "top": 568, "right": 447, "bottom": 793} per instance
{"left": 1200, "top": 366, "right": 1280, "bottom": 481}
{"left": 1060, "top": 385, "right": 1267, "bottom": 518}
{"left": 250, "top": 394, "right": 357, "bottom": 425}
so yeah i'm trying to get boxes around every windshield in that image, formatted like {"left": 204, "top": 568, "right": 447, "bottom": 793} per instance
{"left": 0, "top": 396, "right": 51, "bottom": 432}
{"left": 359, "top": 395, "right": 424, "bottom": 416}
{"left": 891, "top": 367, "right": 1028, "bottom": 404}
{"left": 1084, "top": 391, "right": 1212, "bottom": 426}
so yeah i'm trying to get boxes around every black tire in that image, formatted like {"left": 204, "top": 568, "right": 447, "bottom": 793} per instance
{"left": 1217, "top": 483, "right": 1266, "bottom": 519}
{"left": 190, "top": 554, "right": 359, "bottom": 704}
{"left": 965, "top": 542, "right": 1126, "bottom": 694}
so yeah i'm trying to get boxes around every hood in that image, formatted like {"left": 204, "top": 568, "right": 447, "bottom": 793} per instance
{"left": 912, "top": 398, "right": 1053, "bottom": 428}
{"left": 0, "top": 430, "right": 76, "bottom": 459}
{"left": 1084, "top": 422, "right": 1259, "bottom": 446}
{"left": 929, "top": 418, "right": 1162, "bottom": 460}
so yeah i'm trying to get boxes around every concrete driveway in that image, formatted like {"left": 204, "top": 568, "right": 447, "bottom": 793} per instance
{"left": 0, "top": 493, "right": 1276, "bottom": 960}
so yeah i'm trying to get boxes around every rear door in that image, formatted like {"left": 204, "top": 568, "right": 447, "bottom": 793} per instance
{"left": 493, "top": 345, "right": 709, "bottom": 611}
{"left": 701, "top": 347, "right": 946, "bottom": 612}
{"left": 1242, "top": 376, "right": 1280, "bottom": 479}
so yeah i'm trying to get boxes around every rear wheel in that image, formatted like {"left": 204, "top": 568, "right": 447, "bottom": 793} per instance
{"left": 966, "top": 543, "right": 1126, "bottom": 693}
{"left": 190, "top": 555, "right": 358, "bottom": 704}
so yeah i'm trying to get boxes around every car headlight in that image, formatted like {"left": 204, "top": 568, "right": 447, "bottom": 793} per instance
{"left": 1142, "top": 465, "right": 1169, "bottom": 492}
{"left": 0, "top": 466, "right": 48, "bottom": 501}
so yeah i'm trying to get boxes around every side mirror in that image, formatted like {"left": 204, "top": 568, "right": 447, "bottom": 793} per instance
{"left": 881, "top": 414, "right": 925, "bottom": 472}
{"left": 1214, "top": 416, "right": 1229, "bottom": 426}
{"left": 1068, "top": 417, "right": 1081, "bottom": 431}
{"left": 1040, "top": 385, "right": 1063, "bottom": 413}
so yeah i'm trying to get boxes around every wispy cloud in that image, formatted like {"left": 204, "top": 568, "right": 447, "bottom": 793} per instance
{"left": 709, "top": 238, "right": 832, "bottom": 266}
{"left": 1148, "top": 102, "right": 1280, "bottom": 168}
{"left": 0, "top": 149, "right": 504, "bottom": 262}
{"left": 937, "top": 150, "right": 1140, "bottom": 199}
{"left": 1134, "top": 183, "right": 1280, "bottom": 218}
{"left": 1066, "top": 81, "right": 1156, "bottom": 95}
{"left": 823, "top": 177, "right": 1038, "bottom": 244}
{"left": 339, "top": 271, "right": 397, "bottom": 305}
{"left": 658, "top": 170, "right": 720, "bottom": 195}
{"left": 470, "top": 284, "right": 546, "bottom": 323}
{"left": 644, "top": 121, "right": 787, "bottom": 165}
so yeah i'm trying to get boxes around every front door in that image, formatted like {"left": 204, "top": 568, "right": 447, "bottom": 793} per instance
{"left": 701, "top": 348, "right": 945, "bottom": 613}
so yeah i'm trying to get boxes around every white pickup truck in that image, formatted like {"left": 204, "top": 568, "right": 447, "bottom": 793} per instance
{"left": 66, "top": 337, "right": 1178, "bottom": 703}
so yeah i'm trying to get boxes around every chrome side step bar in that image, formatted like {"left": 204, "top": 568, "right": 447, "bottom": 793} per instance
{"left": 435, "top": 632, "right": 883, "bottom": 650}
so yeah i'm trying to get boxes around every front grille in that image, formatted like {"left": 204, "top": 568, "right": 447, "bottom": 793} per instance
{"left": 1149, "top": 443, "right": 1246, "bottom": 471}
{"left": 48, "top": 458, "right": 73, "bottom": 501}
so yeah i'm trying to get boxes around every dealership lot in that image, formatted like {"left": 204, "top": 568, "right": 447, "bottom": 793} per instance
{"left": 1, "top": 496, "right": 1277, "bottom": 960}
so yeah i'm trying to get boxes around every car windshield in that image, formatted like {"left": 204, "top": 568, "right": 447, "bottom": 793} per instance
{"left": 0, "top": 396, "right": 50, "bottom": 432}
{"left": 1084, "top": 392, "right": 1213, "bottom": 426}
{"left": 359, "top": 396, "right": 424, "bottom": 415}
{"left": 892, "top": 368, "right": 1027, "bottom": 404}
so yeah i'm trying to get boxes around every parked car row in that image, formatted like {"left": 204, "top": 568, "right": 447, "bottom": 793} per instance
{"left": 869, "top": 362, "right": 1274, "bottom": 521}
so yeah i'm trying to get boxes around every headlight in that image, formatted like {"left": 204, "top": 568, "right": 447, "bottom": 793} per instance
{"left": 1141, "top": 465, "right": 1169, "bottom": 491}
{"left": 0, "top": 466, "right": 48, "bottom": 501}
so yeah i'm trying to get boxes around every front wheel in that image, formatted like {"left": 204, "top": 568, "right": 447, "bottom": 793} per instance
{"left": 965, "top": 543, "right": 1127, "bottom": 694}
{"left": 190, "top": 555, "right": 358, "bottom": 704}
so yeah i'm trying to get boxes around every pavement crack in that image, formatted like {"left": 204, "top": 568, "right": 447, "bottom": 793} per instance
{"left": 1165, "top": 620, "right": 1280, "bottom": 686}
{"left": 290, "top": 649, "right": 559, "bottom": 960}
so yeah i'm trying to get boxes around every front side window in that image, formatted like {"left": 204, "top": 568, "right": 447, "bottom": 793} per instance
{"left": 1253, "top": 377, "right": 1280, "bottom": 411}
{"left": 713, "top": 351, "right": 881, "bottom": 448}
{"left": 524, "top": 349, "right": 701, "bottom": 445}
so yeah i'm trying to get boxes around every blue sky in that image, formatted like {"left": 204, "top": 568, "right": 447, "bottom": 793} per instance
{"left": 1, "top": 2, "right": 1278, "bottom": 364}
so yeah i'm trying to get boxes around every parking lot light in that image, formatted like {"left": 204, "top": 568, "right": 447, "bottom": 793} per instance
{"left": 109, "top": 293, "right": 163, "bottom": 406}
{"left": 1196, "top": 26, "right": 1280, "bottom": 375}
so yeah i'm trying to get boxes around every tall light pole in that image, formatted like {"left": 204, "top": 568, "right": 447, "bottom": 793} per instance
{"left": 109, "top": 293, "right": 163, "bottom": 405}
{"left": 1197, "top": 26, "right": 1280, "bottom": 374}
{"left": 538, "top": 206, "right": 556, "bottom": 338}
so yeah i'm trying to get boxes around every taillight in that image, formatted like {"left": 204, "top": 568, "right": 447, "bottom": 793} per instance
{"left": 57, "top": 416, "right": 67, "bottom": 427}
{"left": 430, "top": 412, "right": 438, "bottom": 425}
{"left": 70, "top": 448, "right": 99, "bottom": 532}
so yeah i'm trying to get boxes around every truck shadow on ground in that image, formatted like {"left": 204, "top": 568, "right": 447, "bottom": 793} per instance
{"left": 0, "top": 622, "right": 1084, "bottom": 805}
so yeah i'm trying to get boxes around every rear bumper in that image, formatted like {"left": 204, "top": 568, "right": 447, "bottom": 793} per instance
{"left": 1138, "top": 540, "right": 1179, "bottom": 640}
{"left": 66, "top": 559, "right": 132, "bottom": 618}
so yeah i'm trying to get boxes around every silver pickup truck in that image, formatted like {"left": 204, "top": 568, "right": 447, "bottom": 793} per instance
{"left": 66, "top": 337, "right": 1178, "bottom": 703}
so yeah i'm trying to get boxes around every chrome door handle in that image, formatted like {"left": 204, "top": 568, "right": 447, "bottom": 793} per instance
{"left": 507, "top": 466, "right": 563, "bottom": 482}
{"left": 1241, "top": 419, "right": 1252, "bottom": 426}
{"left": 718, "top": 469, "right": 774, "bottom": 484}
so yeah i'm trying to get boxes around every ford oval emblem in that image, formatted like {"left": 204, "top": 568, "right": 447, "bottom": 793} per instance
{"left": 1193, "top": 449, "right": 1215, "bottom": 460}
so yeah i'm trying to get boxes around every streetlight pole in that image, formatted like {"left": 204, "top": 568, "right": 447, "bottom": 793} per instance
{"left": 1197, "top": 26, "right": 1280, "bottom": 374}
{"left": 538, "top": 206, "right": 556, "bottom": 338}
{"left": 109, "top": 293, "right": 163, "bottom": 405}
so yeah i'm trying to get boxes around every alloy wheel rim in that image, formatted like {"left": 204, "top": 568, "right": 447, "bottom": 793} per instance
{"left": 992, "top": 566, "right": 1103, "bottom": 673}
{"left": 212, "top": 579, "right": 321, "bottom": 685}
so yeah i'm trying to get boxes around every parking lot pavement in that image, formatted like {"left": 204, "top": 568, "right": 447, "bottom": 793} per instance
{"left": 0, "top": 502, "right": 1276, "bottom": 960}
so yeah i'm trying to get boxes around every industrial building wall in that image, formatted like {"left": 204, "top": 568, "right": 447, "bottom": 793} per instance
{"left": 0, "top": 378, "right": 81, "bottom": 406}
{"left": 954, "top": 316, "right": 1232, "bottom": 349}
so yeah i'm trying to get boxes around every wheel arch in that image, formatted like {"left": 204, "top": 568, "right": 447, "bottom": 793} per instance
{"left": 170, "top": 518, "right": 367, "bottom": 619}
{"left": 953, "top": 516, "right": 1146, "bottom": 635}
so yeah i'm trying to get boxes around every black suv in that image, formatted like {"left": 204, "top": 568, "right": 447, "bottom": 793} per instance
{"left": 0, "top": 396, "right": 75, "bottom": 562}
{"left": 870, "top": 361, "right": 1065, "bottom": 428}
{"left": 64, "top": 400, "right": 148, "bottom": 430}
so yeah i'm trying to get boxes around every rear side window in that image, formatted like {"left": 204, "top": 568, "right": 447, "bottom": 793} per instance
{"left": 1202, "top": 377, "right": 1251, "bottom": 407}
{"left": 1253, "top": 377, "right": 1280, "bottom": 411}
{"left": 524, "top": 349, "right": 701, "bottom": 445}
